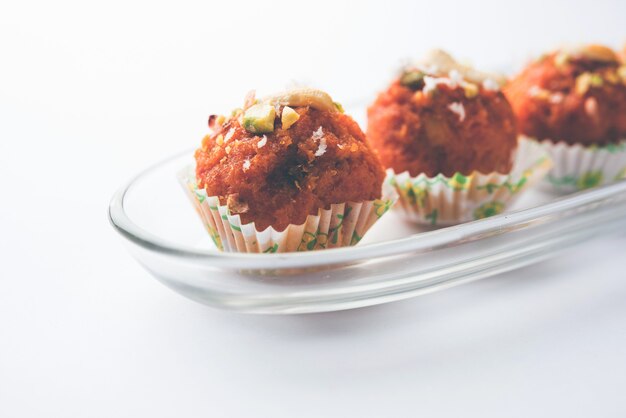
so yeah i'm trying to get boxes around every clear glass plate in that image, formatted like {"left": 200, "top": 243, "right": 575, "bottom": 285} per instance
{"left": 109, "top": 150, "right": 626, "bottom": 314}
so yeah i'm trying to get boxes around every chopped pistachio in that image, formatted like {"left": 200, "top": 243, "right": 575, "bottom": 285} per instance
{"left": 463, "top": 82, "right": 479, "bottom": 99}
{"left": 333, "top": 101, "right": 345, "bottom": 113}
{"left": 242, "top": 104, "right": 276, "bottom": 134}
{"left": 575, "top": 73, "right": 602, "bottom": 95}
{"left": 281, "top": 106, "right": 300, "bottom": 130}
{"left": 400, "top": 70, "right": 425, "bottom": 89}
{"left": 589, "top": 73, "right": 604, "bottom": 87}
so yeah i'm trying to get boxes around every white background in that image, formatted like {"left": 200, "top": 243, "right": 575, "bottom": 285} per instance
{"left": 1, "top": 1, "right": 626, "bottom": 416}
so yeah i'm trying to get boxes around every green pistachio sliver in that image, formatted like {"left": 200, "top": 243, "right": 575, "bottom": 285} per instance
{"left": 400, "top": 71, "right": 425, "bottom": 89}
{"left": 242, "top": 104, "right": 276, "bottom": 134}
{"left": 589, "top": 73, "right": 604, "bottom": 87}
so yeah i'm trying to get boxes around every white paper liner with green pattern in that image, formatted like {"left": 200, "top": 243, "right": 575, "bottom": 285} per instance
{"left": 537, "top": 137, "right": 626, "bottom": 193}
{"left": 388, "top": 137, "right": 552, "bottom": 226}
{"left": 178, "top": 166, "right": 397, "bottom": 253}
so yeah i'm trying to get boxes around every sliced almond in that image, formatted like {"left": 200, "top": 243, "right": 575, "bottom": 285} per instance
{"left": 415, "top": 49, "right": 505, "bottom": 86}
{"left": 565, "top": 44, "right": 619, "bottom": 63}
{"left": 263, "top": 88, "right": 337, "bottom": 113}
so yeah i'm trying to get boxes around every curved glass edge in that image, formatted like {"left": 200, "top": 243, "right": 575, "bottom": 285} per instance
{"left": 130, "top": 207, "right": 626, "bottom": 314}
{"left": 109, "top": 149, "right": 626, "bottom": 270}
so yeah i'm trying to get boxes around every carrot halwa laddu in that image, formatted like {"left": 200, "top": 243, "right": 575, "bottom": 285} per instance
{"left": 504, "top": 44, "right": 626, "bottom": 146}
{"left": 367, "top": 50, "right": 518, "bottom": 177}
{"left": 194, "top": 89, "right": 385, "bottom": 231}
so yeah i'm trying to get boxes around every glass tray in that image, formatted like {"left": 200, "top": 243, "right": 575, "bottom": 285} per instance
{"left": 109, "top": 150, "right": 626, "bottom": 314}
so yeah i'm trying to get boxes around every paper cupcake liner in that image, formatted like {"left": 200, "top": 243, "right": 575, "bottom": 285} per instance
{"left": 388, "top": 137, "right": 552, "bottom": 226}
{"left": 177, "top": 166, "right": 397, "bottom": 253}
{"left": 536, "top": 137, "right": 626, "bottom": 193}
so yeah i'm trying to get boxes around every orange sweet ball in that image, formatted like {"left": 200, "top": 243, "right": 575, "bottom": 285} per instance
{"left": 195, "top": 93, "right": 385, "bottom": 231}
{"left": 367, "top": 51, "right": 518, "bottom": 177}
{"left": 504, "top": 45, "right": 626, "bottom": 146}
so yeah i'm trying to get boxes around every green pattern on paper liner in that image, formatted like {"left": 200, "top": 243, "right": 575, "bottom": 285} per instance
{"left": 404, "top": 184, "right": 428, "bottom": 208}
{"left": 329, "top": 206, "right": 352, "bottom": 245}
{"left": 190, "top": 182, "right": 207, "bottom": 203}
{"left": 194, "top": 189, "right": 206, "bottom": 203}
{"left": 425, "top": 209, "right": 438, "bottom": 225}
{"left": 587, "top": 142, "right": 626, "bottom": 153}
{"left": 263, "top": 243, "right": 279, "bottom": 253}
{"left": 547, "top": 170, "right": 604, "bottom": 190}
{"left": 391, "top": 173, "right": 464, "bottom": 191}
{"left": 473, "top": 201, "right": 505, "bottom": 220}
{"left": 448, "top": 173, "right": 470, "bottom": 191}
{"left": 297, "top": 229, "right": 329, "bottom": 251}
{"left": 373, "top": 199, "right": 394, "bottom": 218}
{"left": 615, "top": 167, "right": 626, "bottom": 181}
{"left": 577, "top": 171, "right": 603, "bottom": 189}
{"left": 189, "top": 181, "right": 223, "bottom": 250}
{"left": 476, "top": 176, "right": 528, "bottom": 194}
{"left": 350, "top": 230, "right": 362, "bottom": 246}
{"left": 219, "top": 212, "right": 243, "bottom": 232}
{"left": 475, "top": 156, "right": 549, "bottom": 194}
{"left": 208, "top": 226, "right": 224, "bottom": 251}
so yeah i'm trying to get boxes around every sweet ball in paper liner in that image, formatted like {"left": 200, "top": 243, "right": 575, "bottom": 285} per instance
{"left": 368, "top": 49, "right": 549, "bottom": 225}
{"left": 504, "top": 44, "right": 626, "bottom": 192}
{"left": 182, "top": 88, "right": 395, "bottom": 253}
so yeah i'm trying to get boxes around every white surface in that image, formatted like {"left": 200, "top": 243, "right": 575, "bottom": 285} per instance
{"left": 1, "top": 1, "right": 626, "bottom": 416}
